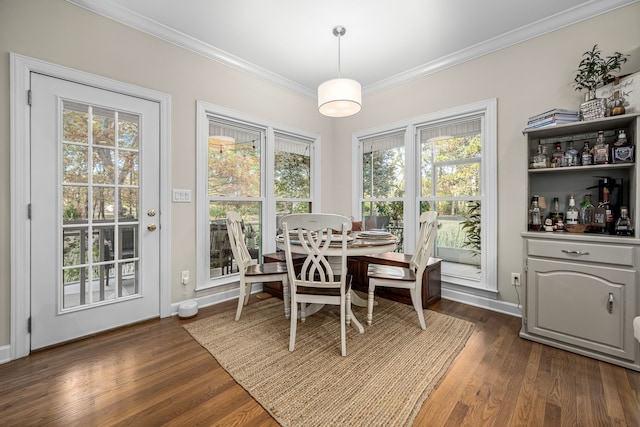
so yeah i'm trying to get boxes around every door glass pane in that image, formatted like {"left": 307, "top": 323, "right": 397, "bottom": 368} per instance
{"left": 61, "top": 101, "right": 141, "bottom": 310}
{"left": 92, "top": 107, "right": 115, "bottom": 147}
{"left": 93, "top": 147, "right": 116, "bottom": 184}
{"left": 119, "top": 188, "right": 139, "bottom": 219}
{"left": 63, "top": 185, "right": 89, "bottom": 222}
{"left": 93, "top": 187, "right": 115, "bottom": 221}
{"left": 63, "top": 227, "right": 88, "bottom": 266}
{"left": 63, "top": 101, "right": 88, "bottom": 144}
{"left": 118, "top": 150, "right": 139, "bottom": 186}
{"left": 118, "top": 112, "right": 139, "bottom": 149}
{"left": 63, "top": 144, "right": 88, "bottom": 183}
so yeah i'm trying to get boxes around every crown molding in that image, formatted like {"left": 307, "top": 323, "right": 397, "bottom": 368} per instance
{"left": 67, "top": 0, "right": 638, "bottom": 99}
{"left": 364, "top": 0, "right": 639, "bottom": 95}
{"left": 65, "top": 0, "right": 315, "bottom": 98}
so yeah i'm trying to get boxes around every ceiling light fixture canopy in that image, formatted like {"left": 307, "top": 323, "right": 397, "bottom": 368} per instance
{"left": 318, "top": 25, "right": 361, "bottom": 118}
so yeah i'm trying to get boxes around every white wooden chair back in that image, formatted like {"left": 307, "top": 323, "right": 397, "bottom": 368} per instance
{"left": 226, "top": 211, "right": 253, "bottom": 273}
{"left": 281, "top": 213, "right": 352, "bottom": 290}
{"left": 408, "top": 211, "right": 438, "bottom": 284}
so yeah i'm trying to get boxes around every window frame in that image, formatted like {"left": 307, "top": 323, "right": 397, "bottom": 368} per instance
{"left": 353, "top": 98, "right": 497, "bottom": 293}
{"left": 196, "top": 101, "right": 320, "bottom": 291}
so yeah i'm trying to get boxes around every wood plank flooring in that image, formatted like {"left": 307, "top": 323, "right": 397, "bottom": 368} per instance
{"left": 1, "top": 294, "right": 639, "bottom": 426}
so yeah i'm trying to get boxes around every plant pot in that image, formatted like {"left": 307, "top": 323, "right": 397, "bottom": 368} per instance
{"left": 580, "top": 96, "right": 607, "bottom": 121}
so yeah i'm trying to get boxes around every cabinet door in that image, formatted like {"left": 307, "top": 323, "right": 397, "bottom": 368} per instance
{"left": 526, "top": 257, "right": 636, "bottom": 361}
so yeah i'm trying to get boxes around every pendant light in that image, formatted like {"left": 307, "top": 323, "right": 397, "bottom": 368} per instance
{"left": 318, "top": 26, "right": 362, "bottom": 117}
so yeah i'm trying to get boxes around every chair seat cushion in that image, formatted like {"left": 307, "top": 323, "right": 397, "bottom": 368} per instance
{"left": 367, "top": 264, "right": 415, "bottom": 281}
{"left": 245, "top": 261, "right": 287, "bottom": 276}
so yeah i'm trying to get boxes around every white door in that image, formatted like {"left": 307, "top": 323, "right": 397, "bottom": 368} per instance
{"left": 30, "top": 73, "right": 161, "bottom": 350}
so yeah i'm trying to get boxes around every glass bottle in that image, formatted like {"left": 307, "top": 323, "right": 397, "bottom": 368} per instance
{"left": 532, "top": 143, "right": 549, "bottom": 169}
{"left": 581, "top": 141, "right": 593, "bottom": 166}
{"left": 565, "top": 194, "right": 579, "bottom": 226}
{"left": 564, "top": 141, "right": 580, "bottom": 167}
{"left": 612, "top": 129, "right": 633, "bottom": 163}
{"left": 549, "top": 197, "right": 564, "bottom": 230}
{"left": 528, "top": 195, "right": 542, "bottom": 231}
{"left": 551, "top": 143, "right": 565, "bottom": 167}
{"left": 593, "top": 131, "right": 609, "bottom": 164}
{"left": 580, "top": 194, "right": 595, "bottom": 226}
{"left": 615, "top": 206, "right": 634, "bottom": 236}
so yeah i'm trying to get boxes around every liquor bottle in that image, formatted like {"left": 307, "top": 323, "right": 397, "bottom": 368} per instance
{"left": 565, "top": 194, "right": 579, "bottom": 226}
{"left": 551, "top": 143, "right": 565, "bottom": 167}
{"left": 593, "top": 131, "right": 609, "bottom": 164}
{"left": 615, "top": 206, "right": 634, "bottom": 236}
{"left": 580, "top": 193, "right": 595, "bottom": 226}
{"left": 564, "top": 141, "right": 580, "bottom": 167}
{"left": 581, "top": 141, "right": 593, "bottom": 166}
{"left": 532, "top": 143, "right": 550, "bottom": 169}
{"left": 612, "top": 129, "right": 634, "bottom": 163}
{"left": 549, "top": 197, "right": 564, "bottom": 231}
{"left": 528, "top": 195, "right": 542, "bottom": 231}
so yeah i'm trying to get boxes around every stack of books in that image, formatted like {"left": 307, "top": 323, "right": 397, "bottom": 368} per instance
{"left": 525, "top": 108, "right": 580, "bottom": 130}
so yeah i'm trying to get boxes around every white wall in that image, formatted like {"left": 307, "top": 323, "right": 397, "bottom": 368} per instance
{"left": 328, "top": 4, "right": 640, "bottom": 307}
{"left": 0, "top": 0, "right": 332, "bottom": 347}
{"left": 1, "top": 0, "right": 639, "bottom": 347}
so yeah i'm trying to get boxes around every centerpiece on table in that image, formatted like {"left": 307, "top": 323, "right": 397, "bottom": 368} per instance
{"left": 573, "top": 44, "right": 628, "bottom": 120}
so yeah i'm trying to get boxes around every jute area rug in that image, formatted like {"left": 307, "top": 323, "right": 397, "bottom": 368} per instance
{"left": 184, "top": 297, "right": 474, "bottom": 427}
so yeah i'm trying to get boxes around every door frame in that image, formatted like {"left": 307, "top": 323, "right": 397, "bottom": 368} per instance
{"left": 10, "top": 53, "right": 172, "bottom": 360}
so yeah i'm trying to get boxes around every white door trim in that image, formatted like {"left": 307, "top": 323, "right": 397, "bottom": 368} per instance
{"left": 10, "top": 53, "right": 172, "bottom": 360}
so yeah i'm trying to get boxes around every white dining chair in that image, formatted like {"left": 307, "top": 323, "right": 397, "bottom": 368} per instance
{"left": 226, "top": 211, "right": 290, "bottom": 321}
{"left": 281, "top": 213, "right": 353, "bottom": 356}
{"left": 366, "top": 211, "right": 438, "bottom": 330}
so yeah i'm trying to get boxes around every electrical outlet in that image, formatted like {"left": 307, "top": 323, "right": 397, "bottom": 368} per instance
{"left": 511, "top": 272, "right": 521, "bottom": 286}
{"left": 181, "top": 270, "right": 189, "bottom": 285}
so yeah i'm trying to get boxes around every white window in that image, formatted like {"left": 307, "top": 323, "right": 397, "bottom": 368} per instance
{"left": 360, "top": 131, "right": 406, "bottom": 251}
{"left": 354, "top": 99, "right": 497, "bottom": 292}
{"left": 196, "top": 102, "right": 319, "bottom": 290}
{"left": 275, "top": 132, "right": 314, "bottom": 232}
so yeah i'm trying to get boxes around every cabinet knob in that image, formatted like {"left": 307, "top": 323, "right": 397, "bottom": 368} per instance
{"left": 607, "top": 293, "right": 614, "bottom": 314}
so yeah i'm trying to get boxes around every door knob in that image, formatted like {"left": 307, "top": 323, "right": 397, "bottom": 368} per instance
{"left": 147, "top": 209, "right": 156, "bottom": 217}
{"left": 147, "top": 224, "right": 157, "bottom": 231}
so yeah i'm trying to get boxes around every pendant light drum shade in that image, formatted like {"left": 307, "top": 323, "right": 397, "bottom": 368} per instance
{"left": 318, "top": 78, "right": 362, "bottom": 117}
{"left": 317, "top": 25, "right": 362, "bottom": 118}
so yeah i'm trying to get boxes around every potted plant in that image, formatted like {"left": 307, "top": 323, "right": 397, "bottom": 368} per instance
{"left": 460, "top": 200, "right": 481, "bottom": 266}
{"left": 245, "top": 223, "right": 257, "bottom": 248}
{"left": 573, "top": 44, "right": 628, "bottom": 102}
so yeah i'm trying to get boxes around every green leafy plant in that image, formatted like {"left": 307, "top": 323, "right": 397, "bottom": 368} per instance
{"left": 460, "top": 200, "right": 481, "bottom": 258}
{"left": 573, "top": 44, "right": 628, "bottom": 92}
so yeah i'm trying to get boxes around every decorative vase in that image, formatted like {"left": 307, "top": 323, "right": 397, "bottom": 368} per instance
{"left": 580, "top": 91, "right": 607, "bottom": 121}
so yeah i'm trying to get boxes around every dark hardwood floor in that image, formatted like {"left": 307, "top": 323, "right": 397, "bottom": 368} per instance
{"left": 1, "top": 294, "right": 639, "bottom": 426}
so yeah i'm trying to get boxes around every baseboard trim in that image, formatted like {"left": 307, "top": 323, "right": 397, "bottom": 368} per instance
{"left": 170, "top": 284, "right": 264, "bottom": 316}
{"left": 0, "top": 345, "right": 11, "bottom": 364}
{"left": 441, "top": 285, "right": 522, "bottom": 318}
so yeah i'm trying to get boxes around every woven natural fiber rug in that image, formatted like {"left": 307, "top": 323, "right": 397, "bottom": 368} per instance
{"left": 184, "top": 297, "right": 474, "bottom": 427}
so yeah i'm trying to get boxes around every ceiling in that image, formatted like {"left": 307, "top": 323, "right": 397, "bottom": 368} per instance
{"left": 69, "top": 0, "right": 636, "bottom": 97}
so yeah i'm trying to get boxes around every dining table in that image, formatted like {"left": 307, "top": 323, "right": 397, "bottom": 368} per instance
{"left": 275, "top": 230, "right": 398, "bottom": 333}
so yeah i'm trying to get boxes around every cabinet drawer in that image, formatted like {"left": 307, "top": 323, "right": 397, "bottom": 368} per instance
{"left": 527, "top": 239, "right": 634, "bottom": 266}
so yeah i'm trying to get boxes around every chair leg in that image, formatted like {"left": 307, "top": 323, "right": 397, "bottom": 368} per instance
{"left": 235, "top": 281, "right": 248, "bottom": 321}
{"left": 345, "top": 291, "right": 351, "bottom": 326}
{"left": 340, "top": 295, "right": 347, "bottom": 357}
{"left": 289, "top": 295, "right": 298, "bottom": 352}
{"left": 410, "top": 286, "right": 426, "bottom": 330}
{"left": 300, "top": 303, "right": 306, "bottom": 322}
{"left": 367, "top": 283, "right": 376, "bottom": 326}
{"left": 282, "top": 277, "right": 291, "bottom": 319}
